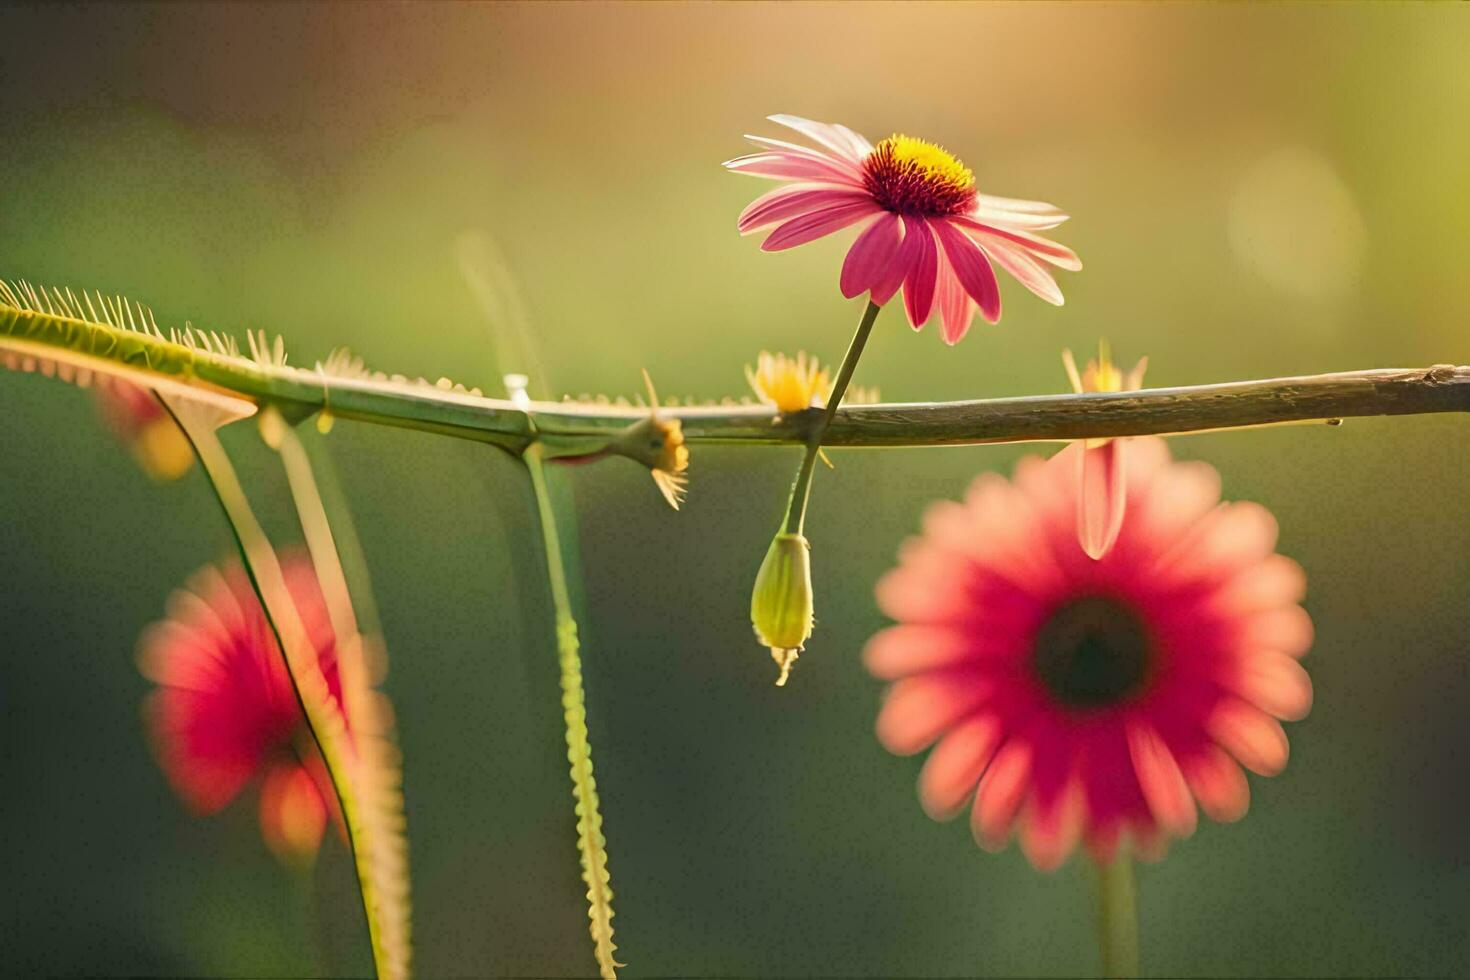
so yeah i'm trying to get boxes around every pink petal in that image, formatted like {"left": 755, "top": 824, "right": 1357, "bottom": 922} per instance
{"left": 1208, "top": 555, "right": 1308, "bottom": 617}
{"left": 1156, "top": 501, "right": 1280, "bottom": 585}
{"left": 863, "top": 623, "right": 984, "bottom": 680}
{"left": 975, "top": 192, "right": 1067, "bottom": 217}
{"left": 724, "top": 151, "right": 867, "bottom": 186}
{"left": 932, "top": 247, "right": 976, "bottom": 345}
{"left": 1237, "top": 605, "right": 1315, "bottom": 659}
{"left": 960, "top": 475, "right": 1066, "bottom": 594}
{"left": 1018, "top": 776, "right": 1084, "bottom": 872}
{"left": 933, "top": 219, "right": 1001, "bottom": 324}
{"left": 1117, "top": 435, "right": 1171, "bottom": 496}
{"left": 870, "top": 218, "right": 918, "bottom": 306}
{"left": 977, "top": 235, "right": 1064, "bottom": 306}
{"left": 918, "top": 714, "right": 1003, "bottom": 820}
{"left": 742, "top": 134, "right": 867, "bottom": 180}
{"left": 761, "top": 201, "right": 881, "bottom": 252}
{"left": 1230, "top": 650, "right": 1313, "bottom": 722}
{"left": 738, "top": 184, "right": 871, "bottom": 233}
{"left": 1129, "top": 460, "right": 1222, "bottom": 547}
{"left": 1180, "top": 745, "right": 1251, "bottom": 823}
{"left": 920, "top": 498, "right": 986, "bottom": 559}
{"left": 1126, "top": 722, "right": 1198, "bottom": 837}
{"left": 874, "top": 549, "right": 979, "bottom": 624}
{"left": 876, "top": 669, "right": 993, "bottom": 756}
{"left": 972, "top": 194, "right": 1069, "bottom": 232}
{"left": 1076, "top": 439, "right": 1127, "bottom": 560}
{"left": 901, "top": 217, "right": 939, "bottom": 328}
{"left": 954, "top": 217, "right": 1083, "bottom": 271}
{"left": 1209, "top": 698, "right": 1290, "bottom": 776}
{"left": 972, "top": 209, "right": 1069, "bottom": 232}
{"left": 840, "top": 212, "right": 903, "bottom": 299}
{"left": 768, "top": 113, "right": 874, "bottom": 163}
{"left": 970, "top": 739, "right": 1032, "bottom": 851}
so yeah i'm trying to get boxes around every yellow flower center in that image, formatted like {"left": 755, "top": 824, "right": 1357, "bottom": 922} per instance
{"left": 880, "top": 135, "right": 975, "bottom": 190}
{"left": 863, "top": 134, "right": 977, "bottom": 217}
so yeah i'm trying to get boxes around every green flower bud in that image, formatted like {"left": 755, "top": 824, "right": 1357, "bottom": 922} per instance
{"left": 750, "top": 532, "right": 814, "bottom": 687}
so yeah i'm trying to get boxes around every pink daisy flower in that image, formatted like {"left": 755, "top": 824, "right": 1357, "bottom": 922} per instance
{"left": 865, "top": 438, "right": 1313, "bottom": 870}
{"left": 726, "top": 114, "right": 1081, "bottom": 344}
{"left": 138, "top": 554, "right": 346, "bottom": 865}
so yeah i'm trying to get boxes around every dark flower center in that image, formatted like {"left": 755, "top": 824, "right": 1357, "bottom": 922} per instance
{"left": 1033, "top": 596, "right": 1153, "bottom": 709}
{"left": 862, "top": 135, "right": 977, "bottom": 218}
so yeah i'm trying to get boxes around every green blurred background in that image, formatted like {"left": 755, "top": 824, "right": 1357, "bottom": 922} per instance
{"left": 2, "top": 2, "right": 1468, "bottom": 977}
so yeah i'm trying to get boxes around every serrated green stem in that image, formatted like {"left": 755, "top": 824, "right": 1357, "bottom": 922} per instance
{"left": 7, "top": 299, "right": 1470, "bottom": 453}
{"left": 164, "top": 402, "right": 397, "bottom": 979}
{"left": 1095, "top": 856, "right": 1139, "bottom": 979}
{"left": 523, "top": 441, "right": 620, "bottom": 980}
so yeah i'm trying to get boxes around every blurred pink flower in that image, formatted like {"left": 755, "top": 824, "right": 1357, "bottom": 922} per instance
{"left": 94, "top": 378, "right": 194, "bottom": 481}
{"left": 726, "top": 114, "right": 1080, "bottom": 343}
{"left": 865, "top": 438, "right": 1313, "bottom": 870}
{"left": 138, "top": 554, "right": 345, "bottom": 865}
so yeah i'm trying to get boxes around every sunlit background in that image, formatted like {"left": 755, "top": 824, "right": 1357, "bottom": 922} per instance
{"left": 2, "top": 3, "right": 1469, "bottom": 977}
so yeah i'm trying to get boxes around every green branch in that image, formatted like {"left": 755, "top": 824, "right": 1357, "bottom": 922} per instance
{"left": 4, "top": 290, "right": 1467, "bottom": 455}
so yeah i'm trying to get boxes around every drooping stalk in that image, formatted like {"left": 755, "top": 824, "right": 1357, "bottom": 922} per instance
{"left": 163, "top": 398, "right": 407, "bottom": 980}
{"left": 265, "top": 408, "right": 412, "bottom": 978}
{"left": 1094, "top": 856, "right": 1139, "bottom": 979}
{"left": 301, "top": 427, "right": 387, "bottom": 640}
{"left": 523, "top": 440, "right": 621, "bottom": 980}
{"left": 782, "top": 300, "right": 881, "bottom": 534}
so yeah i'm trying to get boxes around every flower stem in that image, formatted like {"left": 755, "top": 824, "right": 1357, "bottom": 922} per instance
{"left": 782, "top": 300, "right": 881, "bottom": 534}
{"left": 1094, "top": 855, "right": 1139, "bottom": 979}
{"left": 267, "top": 410, "right": 412, "bottom": 977}
{"left": 523, "top": 441, "right": 621, "bottom": 980}
{"left": 160, "top": 398, "right": 399, "bottom": 977}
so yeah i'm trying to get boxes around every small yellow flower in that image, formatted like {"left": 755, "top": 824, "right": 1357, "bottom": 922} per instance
{"left": 746, "top": 351, "right": 879, "bottom": 470}
{"left": 750, "top": 532, "right": 814, "bottom": 687}
{"left": 745, "top": 351, "right": 833, "bottom": 414}
{"left": 1062, "top": 341, "right": 1148, "bottom": 449}
{"left": 649, "top": 419, "right": 690, "bottom": 510}
{"left": 1063, "top": 339, "right": 1147, "bottom": 396}
{"left": 608, "top": 370, "right": 689, "bottom": 509}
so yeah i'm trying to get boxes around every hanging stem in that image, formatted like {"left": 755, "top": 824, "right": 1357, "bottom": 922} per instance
{"left": 523, "top": 441, "right": 621, "bottom": 980}
{"left": 160, "top": 400, "right": 404, "bottom": 977}
{"left": 267, "top": 409, "right": 412, "bottom": 977}
{"left": 1094, "top": 856, "right": 1139, "bottom": 979}
{"left": 782, "top": 300, "right": 882, "bottom": 534}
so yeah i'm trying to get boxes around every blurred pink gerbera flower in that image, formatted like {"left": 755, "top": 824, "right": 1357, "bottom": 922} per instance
{"left": 865, "top": 438, "right": 1313, "bottom": 870}
{"left": 138, "top": 554, "right": 345, "bottom": 864}
{"left": 726, "top": 114, "right": 1081, "bottom": 343}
